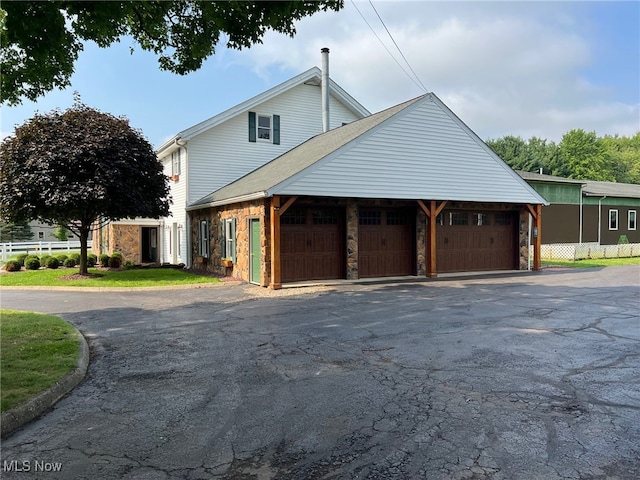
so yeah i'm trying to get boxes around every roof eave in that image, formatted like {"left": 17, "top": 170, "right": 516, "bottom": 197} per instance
{"left": 186, "top": 192, "right": 267, "bottom": 211}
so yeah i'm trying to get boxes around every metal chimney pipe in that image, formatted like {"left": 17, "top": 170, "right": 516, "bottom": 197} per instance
{"left": 321, "top": 47, "right": 330, "bottom": 133}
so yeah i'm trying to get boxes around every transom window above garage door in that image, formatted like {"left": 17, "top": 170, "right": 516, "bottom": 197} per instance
{"left": 473, "top": 213, "right": 490, "bottom": 226}
{"left": 387, "top": 211, "right": 411, "bottom": 225}
{"left": 494, "top": 213, "right": 512, "bottom": 225}
{"left": 359, "top": 210, "right": 382, "bottom": 225}
{"left": 313, "top": 209, "right": 339, "bottom": 225}
{"left": 281, "top": 208, "right": 306, "bottom": 225}
{"left": 450, "top": 212, "right": 468, "bottom": 225}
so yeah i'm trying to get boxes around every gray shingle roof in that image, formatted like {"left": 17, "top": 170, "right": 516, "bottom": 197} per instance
{"left": 583, "top": 180, "right": 640, "bottom": 198}
{"left": 517, "top": 170, "right": 586, "bottom": 185}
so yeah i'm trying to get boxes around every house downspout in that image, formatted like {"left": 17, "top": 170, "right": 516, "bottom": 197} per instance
{"left": 579, "top": 184, "right": 585, "bottom": 244}
{"left": 597, "top": 196, "right": 607, "bottom": 245}
{"left": 321, "top": 47, "right": 330, "bottom": 133}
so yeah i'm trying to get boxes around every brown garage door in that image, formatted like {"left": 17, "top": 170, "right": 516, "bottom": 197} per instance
{"left": 359, "top": 208, "right": 415, "bottom": 278}
{"left": 281, "top": 207, "right": 345, "bottom": 283}
{"left": 437, "top": 211, "right": 517, "bottom": 273}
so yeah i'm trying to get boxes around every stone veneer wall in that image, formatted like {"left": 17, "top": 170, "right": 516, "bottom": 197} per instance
{"left": 110, "top": 224, "right": 141, "bottom": 264}
{"left": 519, "top": 209, "right": 530, "bottom": 270}
{"left": 191, "top": 199, "right": 269, "bottom": 285}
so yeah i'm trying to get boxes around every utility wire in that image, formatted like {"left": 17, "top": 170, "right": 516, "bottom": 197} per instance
{"left": 350, "top": 0, "right": 427, "bottom": 93}
{"left": 367, "top": 0, "right": 428, "bottom": 92}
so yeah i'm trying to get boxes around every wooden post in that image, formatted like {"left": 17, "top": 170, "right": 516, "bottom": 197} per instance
{"left": 534, "top": 204, "right": 542, "bottom": 271}
{"left": 270, "top": 196, "right": 282, "bottom": 289}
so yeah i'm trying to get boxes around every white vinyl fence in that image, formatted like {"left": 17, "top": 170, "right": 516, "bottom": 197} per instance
{"left": 535, "top": 242, "right": 640, "bottom": 261}
{"left": 1, "top": 241, "right": 81, "bottom": 262}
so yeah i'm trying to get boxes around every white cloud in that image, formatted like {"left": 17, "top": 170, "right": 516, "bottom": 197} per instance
{"left": 230, "top": 1, "right": 639, "bottom": 142}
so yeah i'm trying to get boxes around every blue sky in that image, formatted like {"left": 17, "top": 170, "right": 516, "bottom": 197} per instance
{"left": 2, "top": 1, "right": 638, "bottom": 149}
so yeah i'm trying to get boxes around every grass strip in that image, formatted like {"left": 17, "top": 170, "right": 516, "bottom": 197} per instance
{"left": 1, "top": 310, "right": 80, "bottom": 412}
{"left": 542, "top": 257, "right": 640, "bottom": 268}
{"left": 0, "top": 267, "right": 221, "bottom": 287}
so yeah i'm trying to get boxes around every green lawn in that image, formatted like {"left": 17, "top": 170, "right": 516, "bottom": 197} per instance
{"left": 543, "top": 257, "right": 640, "bottom": 268}
{"left": 1, "top": 310, "right": 80, "bottom": 412}
{"left": 0, "top": 267, "right": 221, "bottom": 287}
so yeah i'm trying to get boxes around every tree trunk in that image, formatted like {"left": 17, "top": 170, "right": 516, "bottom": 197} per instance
{"left": 79, "top": 226, "right": 90, "bottom": 275}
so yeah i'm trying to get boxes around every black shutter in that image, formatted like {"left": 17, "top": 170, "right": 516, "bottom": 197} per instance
{"left": 273, "top": 114, "right": 280, "bottom": 145}
{"left": 248, "top": 111, "right": 256, "bottom": 142}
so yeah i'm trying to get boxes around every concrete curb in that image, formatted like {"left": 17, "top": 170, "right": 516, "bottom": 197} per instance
{"left": 1, "top": 325, "right": 90, "bottom": 438}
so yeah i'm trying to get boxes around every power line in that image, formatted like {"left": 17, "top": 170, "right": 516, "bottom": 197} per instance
{"left": 350, "top": 0, "right": 427, "bottom": 93}
{"left": 367, "top": 0, "right": 428, "bottom": 92}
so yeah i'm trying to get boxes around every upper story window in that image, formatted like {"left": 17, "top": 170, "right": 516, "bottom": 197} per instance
{"left": 629, "top": 210, "right": 637, "bottom": 231}
{"left": 171, "top": 150, "right": 181, "bottom": 176}
{"left": 248, "top": 112, "right": 280, "bottom": 145}
{"left": 609, "top": 209, "right": 618, "bottom": 230}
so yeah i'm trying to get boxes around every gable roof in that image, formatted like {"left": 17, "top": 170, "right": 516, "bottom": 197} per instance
{"left": 188, "top": 93, "right": 547, "bottom": 210}
{"left": 156, "top": 67, "right": 370, "bottom": 155}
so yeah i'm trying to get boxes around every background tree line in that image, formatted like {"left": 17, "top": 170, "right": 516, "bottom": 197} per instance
{"left": 486, "top": 130, "right": 640, "bottom": 184}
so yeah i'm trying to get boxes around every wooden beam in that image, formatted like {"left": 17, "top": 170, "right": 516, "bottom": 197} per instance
{"left": 279, "top": 196, "right": 298, "bottom": 216}
{"left": 434, "top": 200, "right": 448, "bottom": 217}
{"left": 526, "top": 203, "right": 537, "bottom": 218}
{"left": 269, "top": 196, "right": 282, "bottom": 289}
{"left": 417, "top": 199, "right": 430, "bottom": 218}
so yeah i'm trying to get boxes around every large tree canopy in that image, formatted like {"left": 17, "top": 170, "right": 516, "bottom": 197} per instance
{"left": 0, "top": 0, "right": 343, "bottom": 105}
{"left": 487, "top": 131, "right": 640, "bottom": 184}
{"left": 0, "top": 102, "right": 171, "bottom": 274}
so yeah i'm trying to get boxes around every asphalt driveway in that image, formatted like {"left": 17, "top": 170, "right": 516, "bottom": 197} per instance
{"left": 1, "top": 266, "right": 639, "bottom": 479}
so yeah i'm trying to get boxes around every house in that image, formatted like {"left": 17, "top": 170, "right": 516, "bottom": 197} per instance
{"left": 518, "top": 171, "right": 640, "bottom": 244}
{"left": 187, "top": 93, "right": 547, "bottom": 288}
{"left": 92, "top": 50, "right": 370, "bottom": 265}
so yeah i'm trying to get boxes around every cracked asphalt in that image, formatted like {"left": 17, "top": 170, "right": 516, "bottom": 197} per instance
{"left": 1, "top": 266, "right": 639, "bottom": 479}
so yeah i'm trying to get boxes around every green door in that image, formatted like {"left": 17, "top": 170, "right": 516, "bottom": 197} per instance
{"left": 250, "top": 219, "right": 261, "bottom": 284}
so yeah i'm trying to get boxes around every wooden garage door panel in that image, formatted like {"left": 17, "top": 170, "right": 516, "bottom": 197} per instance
{"left": 437, "top": 211, "right": 516, "bottom": 273}
{"left": 359, "top": 209, "right": 414, "bottom": 278}
{"left": 281, "top": 207, "right": 344, "bottom": 283}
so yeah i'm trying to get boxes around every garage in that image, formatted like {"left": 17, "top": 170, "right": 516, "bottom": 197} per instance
{"left": 358, "top": 208, "right": 415, "bottom": 278}
{"left": 281, "top": 207, "right": 345, "bottom": 282}
{"left": 436, "top": 210, "right": 518, "bottom": 273}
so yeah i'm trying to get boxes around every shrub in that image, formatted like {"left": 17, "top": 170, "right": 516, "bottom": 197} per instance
{"left": 46, "top": 257, "right": 60, "bottom": 269}
{"left": 25, "top": 257, "right": 41, "bottom": 270}
{"left": 108, "top": 252, "right": 123, "bottom": 268}
{"left": 25, "top": 254, "right": 40, "bottom": 264}
{"left": 56, "top": 254, "right": 68, "bottom": 264}
{"left": 87, "top": 253, "right": 97, "bottom": 267}
{"left": 99, "top": 254, "right": 110, "bottom": 267}
{"left": 40, "top": 254, "right": 51, "bottom": 266}
{"left": 69, "top": 252, "right": 81, "bottom": 263}
{"left": 3, "top": 260, "right": 21, "bottom": 272}
{"left": 16, "top": 253, "right": 28, "bottom": 266}
{"left": 123, "top": 260, "right": 136, "bottom": 270}
{"left": 63, "top": 257, "right": 77, "bottom": 268}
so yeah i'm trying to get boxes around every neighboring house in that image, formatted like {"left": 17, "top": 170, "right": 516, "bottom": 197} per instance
{"left": 93, "top": 60, "right": 369, "bottom": 265}
{"left": 519, "top": 171, "right": 640, "bottom": 244}
{"left": 188, "top": 93, "right": 547, "bottom": 288}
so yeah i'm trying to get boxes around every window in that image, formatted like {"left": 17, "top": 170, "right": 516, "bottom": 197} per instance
{"left": 312, "top": 209, "right": 338, "bottom": 225}
{"left": 609, "top": 209, "right": 618, "bottom": 230}
{"left": 359, "top": 210, "right": 381, "bottom": 225}
{"left": 248, "top": 112, "right": 280, "bottom": 144}
{"left": 38, "top": 231, "right": 44, "bottom": 240}
{"left": 450, "top": 212, "right": 468, "bottom": 225}
{"left": 494, "top": 213, "right": 512, "bottom": 226}
{"left": 386, "top": 211, "right": 410, "bottom": 225}
{"left": 629, "top": 210, "right": 637, "bottom": 231}
{"left": 220, "top": 218, "right": 236, "bottom": 262}
{"left": 473, "top": 213, "right": 490, "bottom": 226}
{"left": 281, "top": 208, "right": 306, "bottom": 225}
{"left": 198, "top": 220, "right": 209, "bottom": 257}
{"left": 171, "top": 150, "right": 181, "bottom": 176}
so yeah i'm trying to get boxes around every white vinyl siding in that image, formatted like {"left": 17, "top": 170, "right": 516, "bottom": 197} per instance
{"left": 276, "top": 98, "right": 543, "bottom": 205}
{"left": 160, "top": 152, "right": 187, "bottom": 264}
{"left": 187, "top": 83, "right": 360, "bottom": 204}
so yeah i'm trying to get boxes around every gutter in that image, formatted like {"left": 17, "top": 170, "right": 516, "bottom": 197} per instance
{"left": 597, "top": 196, "right": 607, "bottom": 245}
{"left": 185, "top": 192, "right": 267, "bottom": 211}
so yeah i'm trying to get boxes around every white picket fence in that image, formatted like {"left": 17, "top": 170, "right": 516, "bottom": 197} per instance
{"left": 536, "top": 242, "right": 640, "bottom": 261}
{"left": 0, "top": 241, "right": 81, "bottom": 261}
